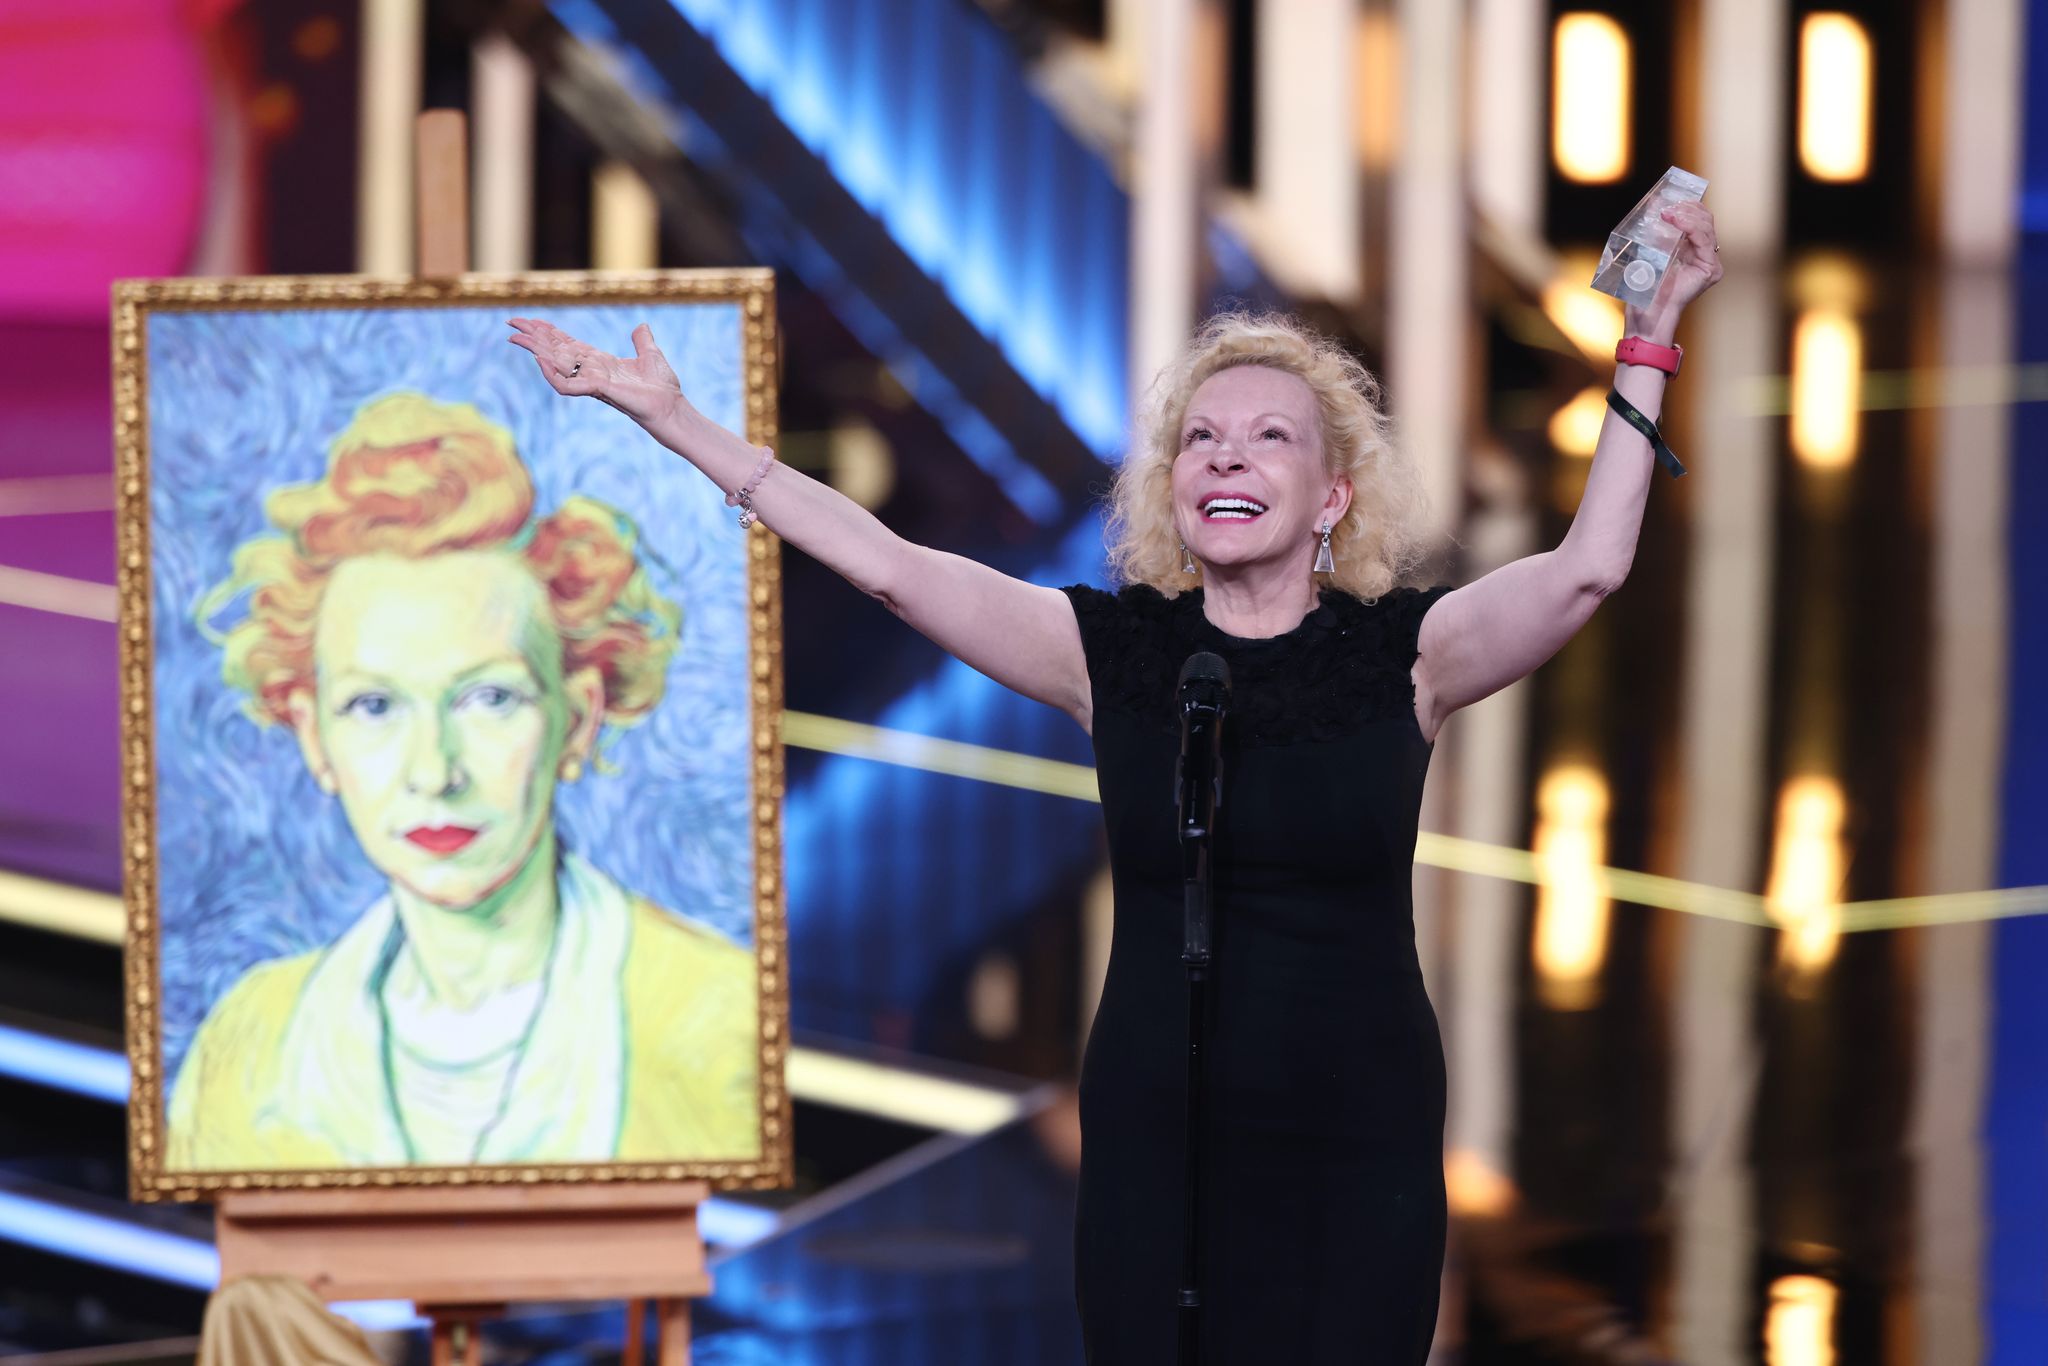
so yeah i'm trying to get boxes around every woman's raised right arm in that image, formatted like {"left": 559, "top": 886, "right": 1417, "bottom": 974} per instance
{"left": 509, "top": 318, "right": 1093, "bottom": 730}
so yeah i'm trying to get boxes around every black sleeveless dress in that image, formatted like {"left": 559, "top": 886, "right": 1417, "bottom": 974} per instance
{"left": 1061, "top": 582, "right": 1452, "bottom": 1364}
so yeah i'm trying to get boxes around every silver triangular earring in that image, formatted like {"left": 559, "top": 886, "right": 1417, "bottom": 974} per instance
{"left": 1181, "top": 538, "right": 1197, "bottom": 574}
{"left": 1313, "top": 521, "right": 1335, "bottom": 574}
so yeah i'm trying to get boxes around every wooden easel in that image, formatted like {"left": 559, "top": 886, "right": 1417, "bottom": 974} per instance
{"left": 209, "top": 111, "right": 711, "bottom": 1366}
{"left": 215, "top": 1183, "right": 710, "bottom": 1365}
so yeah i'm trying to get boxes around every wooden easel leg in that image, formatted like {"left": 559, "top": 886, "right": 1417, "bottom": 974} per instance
{"left": 656, "top": 1297, "right": 691, "bottom": 1366}
{"left": 426, "top": 1305, "right": 498, "bottom": 1366}
{"left": 623, "top": 1298, "right": 647, "bottom": 1366}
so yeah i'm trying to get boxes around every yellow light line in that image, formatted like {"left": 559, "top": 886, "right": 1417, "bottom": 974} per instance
{"left": 1417, "top": 833, "right": 1774, "bottom": 926}
{"left": 781, "top": 710, "right": 1101, "bottom": 802}
{"left": 1739, "top": 361, "right": 2048, "bottom": 416}
{"left": 0, "top": 625, "right": 2039, "bottom": 935}
{"left": 0, "top": 869, "right": 124, "bottom": 945}
{"left": 0, "top": 860, "right": 1024, "bottom": 1127}
{"left": 774, "top": 730, "right": 2048, "bottom": 931}
{"left": 1835, "top": 885, "right": 2048, "bottom": 934}
{"left": 7, "top": 833, "right": 2040, "bottom": 952}
{"left": 0, "top": 566, "right": 118, "bottom": 623}
{"left": 784, "top": 1048, "right": 1027, "bottom": 1134}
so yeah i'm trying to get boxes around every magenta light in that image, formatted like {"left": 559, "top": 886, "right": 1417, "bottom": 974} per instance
{"left": 0, "top": 0, "right": 213, "bottom": 320}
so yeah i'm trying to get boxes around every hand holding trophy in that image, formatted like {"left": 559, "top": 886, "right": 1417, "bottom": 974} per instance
{"left": 1592, "top": 166, "right": 1724, "bottom": 345}
{"left": 1592, "top": 167, "right": 1724, "bottom": 477}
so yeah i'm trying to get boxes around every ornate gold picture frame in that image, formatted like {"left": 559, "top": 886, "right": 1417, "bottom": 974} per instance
{"left": 113, "top": 271, "right": 789, "bottom": 1201}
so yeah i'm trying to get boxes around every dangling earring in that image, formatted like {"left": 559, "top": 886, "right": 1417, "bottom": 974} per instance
{"left": 561, "top": 757, "right": 584, "bottom": 783}
{"left": 1180, "top": 538, "right": 1197, "bottom": 574}
{"left": 1313, "top": 521, "right": 1335, "bottom": 574}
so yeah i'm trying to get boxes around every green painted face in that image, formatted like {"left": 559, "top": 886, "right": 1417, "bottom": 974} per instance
{"left": 305, "top": 550, "right": 579, "bottom": 910}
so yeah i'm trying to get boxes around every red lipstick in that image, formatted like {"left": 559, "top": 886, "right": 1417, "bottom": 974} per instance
{"left": 403, "top": 825, "right": 481, "bottom": 854}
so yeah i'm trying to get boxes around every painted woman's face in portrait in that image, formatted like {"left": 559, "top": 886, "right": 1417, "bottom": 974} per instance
{"left": 290, "top": 549, "right": 599, "bottom": 909}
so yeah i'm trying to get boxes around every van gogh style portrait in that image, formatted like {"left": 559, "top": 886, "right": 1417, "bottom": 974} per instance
{"left": 114, "top": 275, "right": 788, "bottom": 1198}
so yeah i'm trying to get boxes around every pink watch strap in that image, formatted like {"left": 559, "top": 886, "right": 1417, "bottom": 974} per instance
{"left": 1615, "top": 336, "right": 1683, "bottom": 375}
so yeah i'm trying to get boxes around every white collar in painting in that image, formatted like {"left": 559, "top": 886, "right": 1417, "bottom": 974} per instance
{"left": 257, "top": 850, "right": 632, "bottom": 1165}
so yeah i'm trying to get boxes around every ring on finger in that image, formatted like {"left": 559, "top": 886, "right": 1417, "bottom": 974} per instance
{"left": 568, "top": 361, "right": 582, "bottom": 377}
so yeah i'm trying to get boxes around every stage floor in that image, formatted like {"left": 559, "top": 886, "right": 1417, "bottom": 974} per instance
{"left": 494, "top": 1114, "right": 1086, "bottom": 1365}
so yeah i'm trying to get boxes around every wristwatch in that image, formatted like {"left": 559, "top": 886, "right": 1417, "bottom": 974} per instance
{"left": 1615, "top": 336, "right": 1683, "bottom": 375}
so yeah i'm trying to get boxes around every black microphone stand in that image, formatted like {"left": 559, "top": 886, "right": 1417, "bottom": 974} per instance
{"left": 1175, "top": 654, "right": 1228, "bottom": 1366}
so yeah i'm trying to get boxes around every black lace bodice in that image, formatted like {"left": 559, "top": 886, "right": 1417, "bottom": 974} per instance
{"left": 1061, "top": 582, "right": 1451, "bottom": 747}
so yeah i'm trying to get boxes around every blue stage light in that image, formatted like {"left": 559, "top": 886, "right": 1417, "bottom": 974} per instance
{"left": 699, "top": 1196, "right": 781, "bottom": 1248}
{"left": 0, "top": 1189, "right": 219, "bottom": 1290}
{"left": 624, "top": 0, "right": 1132, "bottom": 458}
{"left": 0, "top": 1022, "right": 129, "bottom": 1103}
{"left": 0, "top": 1189, "right": 425, "bottom": 1328}
{"left": 0, "top": 1022, "right": 779, "bottom": 1252}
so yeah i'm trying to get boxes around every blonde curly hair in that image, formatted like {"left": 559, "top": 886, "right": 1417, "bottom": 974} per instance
{"left": 1104, "top": 310, "right": 1434, "bottom": 600}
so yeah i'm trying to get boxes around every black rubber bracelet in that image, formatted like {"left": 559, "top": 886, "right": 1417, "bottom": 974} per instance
{"left": 1606, "top": 388, "right": 1686, "bottom": 478}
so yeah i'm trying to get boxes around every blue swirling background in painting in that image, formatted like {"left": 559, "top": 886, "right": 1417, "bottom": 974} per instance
{"left": 147, "top": 302, "right": 753, "bottom": 1092}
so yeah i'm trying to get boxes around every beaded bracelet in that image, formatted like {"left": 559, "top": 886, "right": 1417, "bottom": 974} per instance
{"left": 724, "top": 445, "right": 776, "bottom": 527}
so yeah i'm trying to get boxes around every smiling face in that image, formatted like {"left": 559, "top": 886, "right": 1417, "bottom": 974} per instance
{"left": 1170, "top": 364, "right": 1351, "bottom": 579}
{"left": 287, "top": 550, "right": 603, "bottom": 910}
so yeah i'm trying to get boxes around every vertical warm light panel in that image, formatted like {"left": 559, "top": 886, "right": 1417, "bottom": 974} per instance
{"left": 591, "top": 161, "right": 660, "bottom": 271}
{"left": 1130, "top": 0, "right": 1220, "bottom": 413}
{"left": 1552, "top": 13, "right": 1631, "bottom": 183}
{"left": 1765, "top": 1274, "right": 1838, "bottom": 1366}
{"left": 1938, "top": 0, "right": 2025, "bottom": 262}
{"left": 1671, "top": 270, "right": 1780, "bottom": 1364}
{"left": 1790, "top": 309, "right": 1861, "bottom": 467}
{"left": 1253, "top": 0, "right": 1363, "bottom": 301}
{"left": 1440, "top": 500, "right": 1538, "bottom": 1243}
{"left": 1765, "top": 776, "right": 1847, "bottom": 981}
{"left": 1355, "top": 9, "right": 1401, "bottom": 174}
{"left": 1699, "top": 0, "right": 1789, "bottom": 255}
{"left": 1471, "top": 0, "right": 1544, "bottom": 234}
{"left": 472, "top": 33, "right": 536, "bottom": 273}
{"left": 1798, "top": 14, "right": 1872, "bottom": 182}
{"left": 1532, "top": 764, "right": 1611, "bottom": 1009}
{"left": 357, "top": 0, "right": 423, "bottom": 274}
{"left": 1910, "top": 266, "right": 2011, "bottom": 1366}
{"left": 1387, "top": 0, "right": 1466, "bottom": 527}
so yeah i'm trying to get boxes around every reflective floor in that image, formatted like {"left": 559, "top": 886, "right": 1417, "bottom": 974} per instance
{"left": 497, "top": 1120, "right": 1085, "bottom": 1366}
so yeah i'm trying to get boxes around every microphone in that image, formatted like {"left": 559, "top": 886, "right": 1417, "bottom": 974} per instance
{"left": 1176, "top": 651, "right": 1230, "bottom": 844}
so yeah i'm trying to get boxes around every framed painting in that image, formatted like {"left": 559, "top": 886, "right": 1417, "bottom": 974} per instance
{"left": 112, "top": 271, "right": 790, "bottom": 1200}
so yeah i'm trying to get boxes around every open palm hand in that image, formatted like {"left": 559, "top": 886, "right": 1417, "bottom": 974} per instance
{"left": 505, "top": 318, "right": 685, "bottom": 426}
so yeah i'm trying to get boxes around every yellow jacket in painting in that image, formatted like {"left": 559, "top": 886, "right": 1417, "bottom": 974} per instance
{"left": 166, "top": 854, "right": 759, "bottom": 1171}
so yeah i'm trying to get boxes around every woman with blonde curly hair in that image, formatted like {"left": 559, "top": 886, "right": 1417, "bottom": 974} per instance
{"left": 511, "top": 197, "right": 1719, "bottom": 1362}
{"left": 168, "top": 393, "right": 758, "bottom": 1172}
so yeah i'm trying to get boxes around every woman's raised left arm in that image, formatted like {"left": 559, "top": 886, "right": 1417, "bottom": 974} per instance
{"left": 1412, "top": 201, "right": 1722, "bottom": 743}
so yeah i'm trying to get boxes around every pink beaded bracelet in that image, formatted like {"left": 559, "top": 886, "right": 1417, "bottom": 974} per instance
{"left": 724, "top": 445, "right": 776, "bottom": 528}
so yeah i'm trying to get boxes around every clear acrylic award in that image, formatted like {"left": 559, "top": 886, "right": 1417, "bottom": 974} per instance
{"left": 1591, "top": 166, "right": 1708, "bottom": 307}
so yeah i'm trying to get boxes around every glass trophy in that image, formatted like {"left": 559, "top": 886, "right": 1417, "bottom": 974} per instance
{"left": 1591, "top": 166, "right": 1708, "bottom": 307}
